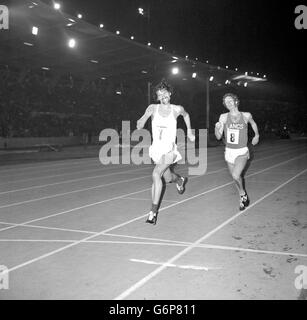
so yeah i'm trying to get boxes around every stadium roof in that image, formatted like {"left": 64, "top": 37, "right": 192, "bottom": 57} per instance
{"left": 1, "top": 0, "right": 267, "bottom": 87}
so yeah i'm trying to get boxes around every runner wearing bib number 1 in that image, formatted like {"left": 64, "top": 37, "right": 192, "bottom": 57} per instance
{"left": 215, "top": 93, "right": 259, "bottom": 210}
{"left": 137, "top": 79, "right": 195, "bottom": 225}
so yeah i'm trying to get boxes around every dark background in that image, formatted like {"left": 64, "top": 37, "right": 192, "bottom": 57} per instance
{"left": 52, "top": 0, "right": 307, "bottom": 91}
{"left": 1, "top": 1, "right": 306, "bottom": 140}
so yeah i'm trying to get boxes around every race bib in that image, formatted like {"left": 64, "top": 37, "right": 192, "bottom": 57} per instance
{"left": 227, "top": 128, "right": 239, "bottom": 144}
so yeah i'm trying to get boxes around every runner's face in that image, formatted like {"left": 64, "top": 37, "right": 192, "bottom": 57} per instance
{"left": 157, "top": 89, "right": 171, "bottom": 104}
{"left": 224, "top": 96, "right": 237, "bottom": 110}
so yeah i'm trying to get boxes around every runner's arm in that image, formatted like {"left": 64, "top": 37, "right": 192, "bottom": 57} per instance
{"left": 177, "top": 106, "right": 195, "bottom": 141}
{"left": 245, "top": 113, "right": 259, "bottom": 145}
{"left": 215, "top": 114, "right": 225, "bottom": 140}
{"left": 136, "top": 105, "right": 154, "bottom": 129}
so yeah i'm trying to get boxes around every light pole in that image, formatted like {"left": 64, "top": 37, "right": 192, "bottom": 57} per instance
{"left": 206, "top": 77, "right": 210, "bottom": 144}
{"left": 147, "top": 81, "right": 151, "bottom": 105}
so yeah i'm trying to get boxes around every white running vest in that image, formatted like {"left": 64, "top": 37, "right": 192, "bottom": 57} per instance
{"left": 151, "top": 104, "right": 177, "bottom": 153}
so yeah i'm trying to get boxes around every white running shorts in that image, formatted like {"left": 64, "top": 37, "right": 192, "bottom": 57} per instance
{"left": 149, "top": 143, "right": 182, "bottom": 165}
{"left": 224, "top": 147, "right": 249, "bottom": 165}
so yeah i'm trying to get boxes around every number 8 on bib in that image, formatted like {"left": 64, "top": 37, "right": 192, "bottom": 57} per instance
{"left": 227, "top": 128, "right": 239, "bottom": 144}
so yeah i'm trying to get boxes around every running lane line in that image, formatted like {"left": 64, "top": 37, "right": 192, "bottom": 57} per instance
{"left": 0, "top": 154, "right": 304, "bottom": 234}
{"left": 0, "top": 167, "right": 222, "bottom": 233}
{"left": 0, "top": 146, "right": 303, "bottom": 208}
{"left": 114, "top": 167, "right": 307, "bottom": 300}
{"left": 0, "top": 166, "right": 150, "bottom": 195}
{"left": 2, "top": 154, "right": 306, "bottom": 276}
{"left": 0, "top": 150, "right": 298, "bottom": 234}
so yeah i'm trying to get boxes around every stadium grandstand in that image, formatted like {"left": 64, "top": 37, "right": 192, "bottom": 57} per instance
{"left": 0, "top": 0, "right": 305, "bottom": 155}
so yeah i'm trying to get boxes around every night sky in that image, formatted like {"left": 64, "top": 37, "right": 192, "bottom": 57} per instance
{"left": 55, "top": 0, "right": 307, "bottom": 92}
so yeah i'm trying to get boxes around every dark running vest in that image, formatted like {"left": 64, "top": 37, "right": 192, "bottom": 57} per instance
{"left": 224, "top": 112, "right": 248, "bottom": 149}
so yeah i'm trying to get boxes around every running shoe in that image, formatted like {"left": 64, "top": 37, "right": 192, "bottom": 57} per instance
{"left": 176, "top": 176, "right": 188, "bottom": 195}
{"left": 145, "top": 211, "right": 158, "bottom": 225}
{"left": 239, "top": 192, "right": 249, "bottom": 211}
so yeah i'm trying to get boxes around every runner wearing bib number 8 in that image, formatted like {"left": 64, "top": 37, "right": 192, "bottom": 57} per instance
{"left": 215, "top": 93, "right": 259, "bottom": 210}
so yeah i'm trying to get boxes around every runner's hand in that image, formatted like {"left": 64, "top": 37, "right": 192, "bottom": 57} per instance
{"left": 215, "top": 122, "right": 222, "bottom": 129}
{"left": 215, "top": 122, "right": 223, "bottom": 135}
{"left": 136, "top": 119, "right": 144, "bottom": 130}
{"left": 187, "top": 130, "right": 195, "bottom": 142}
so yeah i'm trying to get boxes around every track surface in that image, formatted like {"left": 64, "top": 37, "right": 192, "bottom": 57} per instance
{"left": 0, "top": 140, "right": 306, "bottom": 300}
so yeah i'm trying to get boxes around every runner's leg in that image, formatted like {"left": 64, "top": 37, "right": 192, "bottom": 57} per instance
{"left": 232, "top": 154, "right": 248, "bottom": 195}
{"left": 147, "top": 154, "right": 174, "bottom": 223}
{"left": 163, "top": 166, "right": 180, "bottom": 183}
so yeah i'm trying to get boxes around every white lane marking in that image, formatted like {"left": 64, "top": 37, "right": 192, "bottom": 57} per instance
{"left": 0, "top": 221, "right": 96, "bottom": 235}
{"left": 0, "top": 166, "right": 149, "bottom": 195}
{"left": 0, "top": 141, "right": 294, "bottom": 174}
{"left": 0, "top": 154, "right": 224, "bottom": 192}
{"left": 0, "top": 146, "right": 297, "bottom": 209}
{"left": 2, "top": 155, "right": 306, "bottom": 276}
{"left": 0, "top": 187, "right": 153, "bottom": 233}
{"left": 0, "top": 141, "right": 222, "bottom": 174}
{"left": 0, "top": 154, "right": 305, "bottom": 236}
{"left": 0, "top": 164, "right": 132, "bottom": 186}
{"left": 0, "top": 174, "right": 153, "bottom": 209}
{"left": 114, "top": 167, "right": 307, "bottom": 300}
{"left": 0, "top": 239, "right": 186, "bottom": 247}
{"left": 0, "top": 163, "right": 213, "bottom": 213}
{"left": 96, "top": 233, "right": 307, "bottom": 258}
{"left": 0, "top": 157, "right": 101, "bottom": 173}
{"left": 1, "top": 237, "right": 306, "bottom": 259}
{"left": 129, "top": 259, "right": 219, "bottom": 271}
{"left": 196, "top": 243, "right": 307, "bottom": 258}
{"left": 1, "top": 146, "right": 303, "bottom": 208}
{"left": 123, "top": 197, "right": 178, "bottom": 203}
{"left": 0, "top": 239, "right": 75, "bottom": 243}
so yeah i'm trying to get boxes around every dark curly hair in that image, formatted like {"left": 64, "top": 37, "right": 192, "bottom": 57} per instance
{"left": 153, "top": 78, "right": 174, "bottom": 100}
{"left": 223, "top": 93, "right": 240, "bottom": 108}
